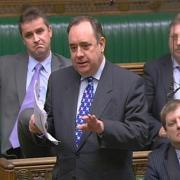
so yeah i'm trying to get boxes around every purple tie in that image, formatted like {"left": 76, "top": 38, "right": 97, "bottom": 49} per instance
{"left": 75, "top": 77, "right": 94, "bottom": 147}
{"left": 9, "top": 63, "right": 43, "bottom": 148}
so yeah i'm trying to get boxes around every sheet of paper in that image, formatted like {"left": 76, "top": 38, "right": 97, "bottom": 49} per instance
{"left": 34, "top": 81, "right": 59, "bottom": 145}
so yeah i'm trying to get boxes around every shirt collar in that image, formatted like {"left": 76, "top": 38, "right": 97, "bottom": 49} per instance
{"left": 175, "top": 149, "right": 180, "bottom": 159}
{"left": 28, "top": 52, "right": 52, "bottom": 72}
{"left": 172, "top": 56, "right": 180, "bottom": 69}
{"left": 81, "top": 56, "right": 106, "bottom": 81}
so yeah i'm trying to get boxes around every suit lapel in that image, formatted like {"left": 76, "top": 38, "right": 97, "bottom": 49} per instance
{"left": 161, "top": 56, "right": 173, "bottom": 100}
{"left": 165, "top": 145, "right": 180, "bottom": 179}
{"left": 78, "top": 62, "right": 113, "bottom": 151}
{"left": 51, "top": 54, "right": 61, "bottom": 72}
{"left": 64, "top": 69, "right": 81, "bottom": 151}
{"left": 16, "top": 53, "right": 29, "bottom": 105}
{"left": 91, "top": 61, "right": 113, "bottom": 117}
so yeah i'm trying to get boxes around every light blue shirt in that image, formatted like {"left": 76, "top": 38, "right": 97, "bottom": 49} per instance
{"left": 172, "top": 57, "right": 180, "bottom": 99}
{"left": 76, "top": 57, "right": 106, "bottom": 115}
{"left": 26, "top": 52, "right": 52, "bottom": 105}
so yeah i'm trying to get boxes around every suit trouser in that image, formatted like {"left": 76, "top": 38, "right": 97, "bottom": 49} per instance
{"left": 18, "top": 108, "right": 55, "bottom": 158}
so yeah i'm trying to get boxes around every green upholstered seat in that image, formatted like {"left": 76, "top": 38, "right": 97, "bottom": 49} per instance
{"left": 0, "top": 12, "right": 177, "bottom": 63}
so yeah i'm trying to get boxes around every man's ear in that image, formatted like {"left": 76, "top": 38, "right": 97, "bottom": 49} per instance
{"left": 98, "top": 36, "right": 106, "bottom": 53}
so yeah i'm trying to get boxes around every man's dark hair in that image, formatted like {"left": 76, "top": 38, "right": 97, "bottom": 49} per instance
{"left": 161, "top": 99, "right": 180, "bottom": 129}
{"left": 67, "top": 16, "right": 105, "bottom": 41}
{"left": 169, "top": 13, "right": 180, "bottom": 29}
{"left": 168, "top": 13, "right": 180, "bottom": 36}
{"left": 19, "top": 6, "right": 50, "bottom": 35}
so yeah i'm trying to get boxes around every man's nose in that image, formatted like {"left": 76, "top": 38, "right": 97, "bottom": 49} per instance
{"left": 176, "top": 118, "right": 180, "bottom": 128}
{"left": 76, "top": 46, "right": 84, "bottom": 57}
{"left": 33, "top": 33, "right": 40, "bottom": 42}
{"left": 177, "top": 37, "right": 180, "bottom": 45}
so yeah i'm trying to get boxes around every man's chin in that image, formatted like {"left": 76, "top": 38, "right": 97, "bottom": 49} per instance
{"left": 33, "top": 52, "right": 47, "bottom": 61}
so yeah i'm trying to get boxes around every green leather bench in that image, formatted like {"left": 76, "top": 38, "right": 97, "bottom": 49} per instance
{"left": 0, "top": 12, "right": 176, "bottom": 63}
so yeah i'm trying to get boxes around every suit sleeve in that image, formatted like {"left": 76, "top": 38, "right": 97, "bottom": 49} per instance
{"left": 143, "top": 63, "right": 162, "bottom": 143}
{"left": 44, "top": 75, "right": 55, "bottom": 136}
{"left": 100, "top": 76, "right": 149, "bottom": 150}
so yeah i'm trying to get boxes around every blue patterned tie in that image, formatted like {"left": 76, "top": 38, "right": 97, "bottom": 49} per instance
{"left": 9, "top": 63, "right": 43, "bottom": 148}
{"left": 75, "top": 77, "right": 94, "bottom": 147}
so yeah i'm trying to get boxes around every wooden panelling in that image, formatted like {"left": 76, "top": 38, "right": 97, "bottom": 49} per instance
{"left": 0, "top": 151, "right": 150, "bottom": 179}
{"left": 0, "top": 0, "right": 179, "bottom": 16}
{"left": 0, "top": 157, "right": 56, "bottom": 180}
{"left": 118, "top": 62, "right": 144, "bottom": 75}
{"left": 133, "top": 151, "right": 151, "bottom": 177}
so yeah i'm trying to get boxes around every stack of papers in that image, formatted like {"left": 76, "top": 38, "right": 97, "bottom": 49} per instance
{"left": 34, "top": 81, "right": 59, "bottom": 145}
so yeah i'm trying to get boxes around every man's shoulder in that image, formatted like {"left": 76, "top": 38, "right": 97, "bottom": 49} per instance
{"left": 0, "top": 52, "right": 25, "bottom": 58}
{"left": 109, "top": 61, "right": 141, "bottom": 80}
{"left": 145, "top": 54, "right": 171, "bottom": 68}
{"left": 51, "top": 65, "right": 74, "bottom": 77}
{"left": 52, "top": 53, "right": 71, "bottom": 67}
{"left": 0, "top": 52, "right": 27, "bottom": 64}
{"left": 149, "top": 143, "right": 171, "bottom": 160}
{"left": 53, "top": 53, "right": 68, "bottom": 61}
{"left": 102, "top": 61, "right": 143, "bottom": 90}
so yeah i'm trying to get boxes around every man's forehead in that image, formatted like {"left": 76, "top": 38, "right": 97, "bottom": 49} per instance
{"left": 170, "top": 24, "right": 180, "bottom": 33}
{"left": 166, "top": 107, "right": 180, "bottom": 120}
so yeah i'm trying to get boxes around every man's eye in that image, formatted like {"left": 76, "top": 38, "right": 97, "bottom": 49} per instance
{"left": 36, "top": 28, "right": 44, "bottom": 34}
{"left": 167, "top": 121, "right": 176, "bottom": 127}
{"left": 24, "top": 33, "right": 33, "bottom": 39}
{"left": 81, "top": 43, "right": 91, "bottom": 50}
{"left": 70, "top": 45, "right": 77, "bottom": 51}
{"left": 171, "top": 35, "right": 178, "bottom": 41}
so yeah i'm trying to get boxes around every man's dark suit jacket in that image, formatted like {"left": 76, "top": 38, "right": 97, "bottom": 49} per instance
{"left": 0, "top": 52, "right": 70, "bottom": 154}
{"left": 143, "top": 54, "right": 173, "bottom": 148}
{"left": 144, "top": 143, "right": 180, "bottom": 180}
{"left": 45, "top": 60, "right": 149, "bottom": 180}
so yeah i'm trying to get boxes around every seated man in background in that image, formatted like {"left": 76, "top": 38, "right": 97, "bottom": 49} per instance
{"left": 143, "top": 13, "right": 180, "bottom": 149}
{"left": 145, "top": 99, "right": 180, "bottom": 180}
{"left": 0, "top": 6, "right": 70, "bottom": 158}
{"left": 29, "top": 16, "right": 148, "bottom": 180}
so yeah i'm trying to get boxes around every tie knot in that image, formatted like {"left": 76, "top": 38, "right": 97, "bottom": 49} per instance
{"left": 86, "top": 76, "right": 94, "bottom": 83}
{"left": 176, "top": 66, "right": 180, "bottom": 71}
{"left": 34, "top": 63, "right": 43, "bottom": 72}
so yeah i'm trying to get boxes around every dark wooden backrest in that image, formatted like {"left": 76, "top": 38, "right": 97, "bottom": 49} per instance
{"left": 118, "top": 62, "right": 144, "bottom": 75}
{"left": 0, "top": 151, "right": 150, "bottom": 180}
